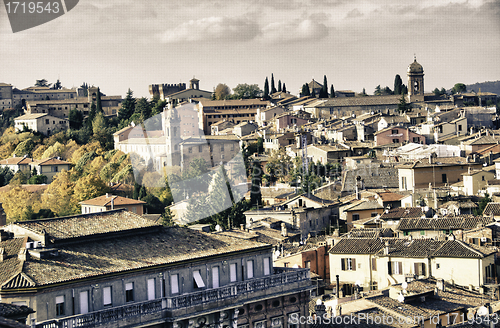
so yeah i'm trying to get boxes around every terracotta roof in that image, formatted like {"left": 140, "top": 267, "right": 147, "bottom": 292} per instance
{"left": 318, "top": 95, "right": 401, "bottom": 108}
{"left": 79, "top": 194, "right": 145, "bottom": 207}
{"left": 329, "top": 238, "right": 388, "bottom": 254}
{"left": 396, "top": 216, "right": 493, "bottom": 231}
{"left": 344, "top": 200, "right": 383, "bottom": 212}
{"left": 8, "top": 209, "right": 157, "bottom": 243}
{"left": 343, "top": 228, "right": 394, "bottom": 238}
{"left": 0, "top": 184, "right": 49, "bottom": 194}
{"left": 377, "top": 191, "right": 405, "bottom": 202}
{"left": 0, "top": 217, "right": 269, "bottom": 288}
{"left": 0, "top": 157, "right": 33, "bottom": 165}
{"left": 380, "top": 207, "right": 424, "bottom": 220}
{"left": 32, "top": 157, "right": 71, "bottom": 166}
{"left": 483, "top": 202, "right": 500, "bottom": 216}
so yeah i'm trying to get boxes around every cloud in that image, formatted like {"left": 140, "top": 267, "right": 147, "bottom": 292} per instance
{"left": 345, "top": 8, "right": 363, "bottom": 18}
{"left": 259, "top": 19, "right": 329, "bottom": 43}
{"left": 157, "top": 16, "right": 260, "bottom": 43}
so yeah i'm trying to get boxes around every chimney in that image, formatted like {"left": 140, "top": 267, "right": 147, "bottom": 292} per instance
{"left": 437, "top": 278, "right": 445, "bottom": 291}
{"left": 18, "top": 248, "right": 27, "bottom": 261}
{"left": 240, "top": 224, "right": 244, "bottom": 230}
{"left": 281, "top": 223, "right": 288, "bottom": 237}
{"left": 111, "top": 196, "right": 114, "bottom": 210}
{"left": 106, "top": 193, "right": 109, "bottom": 198}
{"left": 0, "top": 248, "right": 5, "bottom": 262}
{"left": 384, "top": 241, "right": 390, "bottom": 255}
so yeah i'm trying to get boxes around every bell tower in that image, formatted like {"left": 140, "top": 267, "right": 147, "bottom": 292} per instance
{"left": 162, "top": 107, "right": 182, "bottom": 167}
{"left": 407, "top": 56, "right": 424, "bottom": 102}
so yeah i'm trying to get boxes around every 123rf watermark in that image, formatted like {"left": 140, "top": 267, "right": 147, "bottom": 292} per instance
{"left": 289, "top": 313, "right": 499, "bottom": 326}
{"left": 3, "top": 0, "right": 78, "bottom": 32}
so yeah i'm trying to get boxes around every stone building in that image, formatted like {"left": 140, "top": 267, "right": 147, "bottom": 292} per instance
{"left": 0, "top": 209, "right": 312, "bottom": 327}
{"left": 14, "top": 113, "right": 69, "bottom": 135}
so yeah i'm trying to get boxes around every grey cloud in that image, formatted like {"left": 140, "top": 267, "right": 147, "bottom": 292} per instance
{"left": 157, "top": 16, "right": 260, "bottom": 43}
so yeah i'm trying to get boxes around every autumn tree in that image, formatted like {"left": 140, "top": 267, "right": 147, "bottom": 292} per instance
{"left": 41, "top": 170, "right": 77, "bottom": 216}
{"left": 72, "top": 174, "right": 110, "bottom": 203}
{"left": 214, "top": 83, "right": 231, "bottom": 100}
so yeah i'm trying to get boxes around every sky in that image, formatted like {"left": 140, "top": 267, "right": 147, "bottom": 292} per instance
{"left": 1, "top": 0, "right": 499, "bottom": 99}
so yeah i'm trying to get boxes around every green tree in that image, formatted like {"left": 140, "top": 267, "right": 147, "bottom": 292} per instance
{"left": 214, "top": 83, "right": 231, "bottom": 100}
{"left": 80, "top": 83, "right": 89, "bottom": 97}
{"left": 361, "top": 88, "right": 367, "bottom": 96}
{"left": 301, "top": 84, "right": 310, "bottom": 97}
{"left": 69, "top": 109, "right": 84, "bottom": 130}
{"left": 27, "top": 175, "right": 47, "bottom": 184}
{"left": 440, "top": 87, "right": 447, "bottom": 96}
{"left": 96, "top": 87, "right": 102, "bottom": 113}
{"left": 475, "top": 193, "right": 491, "bottom": 215}
{"left": 433, "top": 88, "right": 441, "bottom": 96}
{"left": 320, "top": 75, "right": 328, "bottom": 98}
{"left": 233, "top": 84, "right": 262, "bottom": 99}
{"left": 282, "top": 83, "right": 287, "bottom": 93}
{"left": 383, "top": 86, "right": 393, "bottom": 95}
{"left": 250, "top": 160, "right": 262, "bottom": 207}
{"left": 330, "top": 85, "right": 335, "bottom": 98}
{"left": 270, "top": 74, "right": 277, "bottom": 94}
{"left": 451, "top": 83, "right": 467, "bottom": 94}
{"left": 278, "top": 80, "right": 282, "bottom": 92}
{"left": 263, "top": 77, "right": 270, "bottom": 99}
{"left": 397, "top": 94, "right": 411, "bottom": 113}
{"left": 52, "top": 79, "right": 62, "bottom": 90}
{"left": 118, "top": 89, "right": 136, "bottom": 122}
{"left": 35, "top": 79, "right": 51, "bottom": 88}
{"left": 394, "top": 75, "right": 403, "bottom": 95}
{"left": 135, "top": 97, "right": 152, "bottom": 122}
{"left": 374, "top": 85, "right": 382, "bottom": 96}
{"left": 161, "top": 207, "right": 175, "bottom": 226}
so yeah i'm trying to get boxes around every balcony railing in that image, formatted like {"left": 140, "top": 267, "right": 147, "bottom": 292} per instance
{"left": 35, "top": 268, "right": 310, "bottom": 328}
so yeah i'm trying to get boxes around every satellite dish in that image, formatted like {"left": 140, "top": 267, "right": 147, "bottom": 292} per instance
{"left": 316, "top": 299, "right": 323, "bottom": 306}
{"left": 397, "top": 294, "right": 405, "bottom": 303}
{"left": 402, "top": 282, "right": 408, "bottom": 290}
{"left": 477, "top": 306, "right": 489, "bottom": 316}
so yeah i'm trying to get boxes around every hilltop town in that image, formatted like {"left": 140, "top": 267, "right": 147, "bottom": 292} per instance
{"left": 0, "top": 59, "right": 500, "bottom": 327}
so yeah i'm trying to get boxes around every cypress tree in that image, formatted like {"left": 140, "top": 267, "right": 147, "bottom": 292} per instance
{"left": 301, "top": 84, "right": 310, "bottom": 97}
{"left": 282, "top": 83, "right": 287, "bottom": 93}
{"left": 320, "top": 75, "right": 328, "bottom": 98}
{"left": 270, "top": 74, "right": 277, "bottom": 94}
{"left": 394, "top": 74, "right": 403, "bottom": 95}
{"left": 278, "top": 80, "right": 282, "bottom": 92}
{"left": 330, "top": 85, "right": 335, "bottom": 98}
{"left": 263, "top": 77, "right": 270, "bottom": 99}
{"left": 96, "top": 87, "right": 102, "bottom": 113}
{"left": 118, "top": 88, "right": 136, "bottom": 122}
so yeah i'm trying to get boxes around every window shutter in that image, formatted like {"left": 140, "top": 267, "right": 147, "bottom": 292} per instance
{"left": 341, "top": 258, "right": 346, "bottom": 271}
{"left": 388, "top": 261, "right": 392, "bottom": 274}
{"left": 352, "top": 258, "right": 356, "bottom": 271}
{"left": 398, "top": 262, "right": 403, "bottom": 274}
{"left": 372, "top": 258, "right": 377, "bottom": 271}
{"left": 414, "top": 263, "right": 418, "bottom": 275}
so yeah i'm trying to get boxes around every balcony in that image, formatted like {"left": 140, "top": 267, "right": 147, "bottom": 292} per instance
{"left": 35, "top": 268, "right": 311, "bottom": 328}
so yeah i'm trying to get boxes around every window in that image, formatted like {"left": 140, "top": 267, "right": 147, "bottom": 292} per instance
{"left": 412, "top": 137, "right": 420, "bottom": 143}
{"left": 388, "top": 261, "right": 402, "bottom": 275}
{"left": 403, "top": 231, "right": 409, "bottom": 236}
{"left": 414, "top": 263, "right": 426, "bottom": 276}
{"left": 125, "top": 282, "right": 134, "bottom": 302}
{"left": 80, "top": 291, "right": 89, "bottom": 314}
{"left": 392, "top": 138, "right": 400, "bottom": 143}
{"left": 170, "top": 274, "right": 179, "bottom": 294}
{"left": 212, "top": 267, "right": 219, "bottom": 288}
{"left": 264, "top": 258, "right": 271, "bottom": 275}
{"left": 458, "top": 125, "right": 462, "bottom": 131}
{"left": 52, "top": 166, "right": 58, "bottom": 172}
{"left": 247, "top": 260, "right": 254, "bottom": 279}
{"left": 188, "top": 147, "right": 192, "bottom": 153}
{"left": 402, "top": 176, "right": 407, "bottom": 190}
{"left": 436, "top": 263, "right": 440, "bottom": 269}
{"left": 304, "top": 260, "right": 311, "bottom": 269}
{"left": 230, "top": 263, "right": 237, "bottom": 282}
{"left": 371, "top": 258, "right": 377, "bottom": 271}
{"left": 103, "top": 287, "right": 112, "bottom": 306}
{"left": 193, "top": 270, "right": 205, "bottom": 288}
{"left": 482, "top": 175, "right": 485, "bottom": 181}
{"left": 420, "top": 230, "right": 425, "bottom": 235}
{"left": 45, "top": 119, "right": 49, "bottom": 124}
{"left": 371, "top": 212, "right": 378, "bottom": 217}
{"left": 221, "top": 144, "right": 224, "bottom": 151}
{"left": 391, "top": 129, "right": 398, "bottom": 134}
{"left": 341, "top": 258, "right": 356, "bottom": 271}
{"left": 199, "top": 145, "right": 203, "bottom": 152}
{"left": 147, "top": 278, "right": 155, "bottom": 300}
{"left": 254, "top": 320, "right": 266, "bottom": 328}
{"left": 352, "top": 214, "right": 359, "bottom": 221}
{"left": 442, "top": 174, "right": 447, "bottom": 183}
{"left": 56, "top": 296, "right": 65, "bottom": 316}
